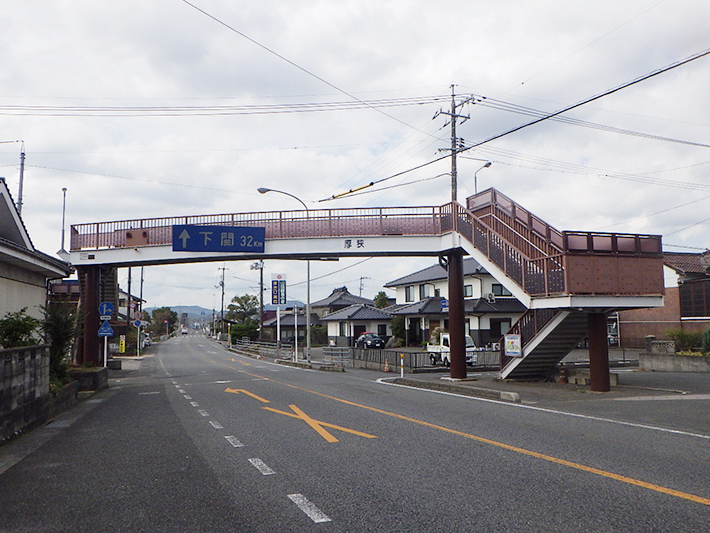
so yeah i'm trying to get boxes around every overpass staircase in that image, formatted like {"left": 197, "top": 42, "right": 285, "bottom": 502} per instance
{"left": 458, "top": 188, "right": 663, "bottom": 380}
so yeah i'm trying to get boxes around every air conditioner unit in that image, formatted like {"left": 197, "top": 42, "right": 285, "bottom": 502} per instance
{"left": 485, "top": 293, "right": 496, "bottom": 303}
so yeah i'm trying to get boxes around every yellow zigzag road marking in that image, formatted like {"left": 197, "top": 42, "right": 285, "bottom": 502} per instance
{"left": 263, "top": 404, "right": 378, "bottom": 443}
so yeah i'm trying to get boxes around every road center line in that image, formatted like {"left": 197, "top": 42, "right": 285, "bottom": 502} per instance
{"left": 287, "top": 494, "right": 331, "bottom": 523}
{"left": 237, "top": 370, "right": 710, "bottom": 507}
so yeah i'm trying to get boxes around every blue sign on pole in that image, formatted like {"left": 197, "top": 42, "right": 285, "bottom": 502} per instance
{"left": 98, "top": 320, "right": 114, "bottom": 337}
{"left": 440, "top": 298, "right": 449, "bottom": 311}
{"left": 99, "top": 301, "right": 114, "bottom": 316}
{"left": 172, "top": 225, "right": 265, "bottom": 253}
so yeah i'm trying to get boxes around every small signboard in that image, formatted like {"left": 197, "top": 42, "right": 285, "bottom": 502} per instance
{"left": 98, "top": 320, "right": 114, "bottom": 337}
{"left": 172, "top": 225, "right": 265, "bottom": 253}
{"left": 440, "top": 298, "right": 448, "bottom": 311}
{"left": 271, "top": 274, "right": 286, "bottom": 305}
{"left": 504, "top": 334, "right": 522, "bottom": 357}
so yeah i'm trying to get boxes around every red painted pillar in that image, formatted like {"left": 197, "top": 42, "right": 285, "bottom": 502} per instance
{"left": 588, "top": 312, "right": 610, "bottom": 392}
{"left": 448, "top": 250, "right": 467, "bottom": 380}
{"left": 80, "top": 266, "right": 101, "bottom": 366}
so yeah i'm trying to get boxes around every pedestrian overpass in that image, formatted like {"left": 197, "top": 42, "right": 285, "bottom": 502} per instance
{"left": 65, "top": 188, "right": 664, "bottom": 391}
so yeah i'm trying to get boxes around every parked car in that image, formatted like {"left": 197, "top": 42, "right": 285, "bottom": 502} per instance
{"left": 143, "top": 334, "right": 152, "bottom": 347}
{"left": 356, "top": 332, "right": 385, "bottom": 349}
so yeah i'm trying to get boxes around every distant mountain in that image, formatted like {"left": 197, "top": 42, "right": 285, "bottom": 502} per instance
{"left": 144, "top": 305, "right": 213, "bottom": 321}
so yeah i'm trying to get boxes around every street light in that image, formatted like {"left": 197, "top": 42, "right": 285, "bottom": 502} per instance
{"left": 257, "top": 187, "right": 312, "bottom": 363}
{"left": 474, "top": 162, "right": 492, "bottom": 195}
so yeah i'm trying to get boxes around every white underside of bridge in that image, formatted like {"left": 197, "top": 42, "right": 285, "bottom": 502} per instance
{"left": 63, "top": 230, "right": 663, "bottom": 311}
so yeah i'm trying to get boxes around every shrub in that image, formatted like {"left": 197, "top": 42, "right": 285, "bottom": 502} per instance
{"left": 702, "top": 325, "right": 710, "bottom": 355}
{"left": 0, "top": 308, "right": 40, "bottom": 348}
{"left": 664, "top": 328, "right": 702, "bottom": 353}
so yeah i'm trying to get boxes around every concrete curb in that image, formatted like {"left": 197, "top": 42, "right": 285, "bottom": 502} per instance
{"left": 391, "top": 377, "right": 521, "bottom": 403}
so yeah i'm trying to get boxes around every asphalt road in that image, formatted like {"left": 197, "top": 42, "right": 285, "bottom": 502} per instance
{"left": 1, "top": 334, "right": 708, "bottom": 532}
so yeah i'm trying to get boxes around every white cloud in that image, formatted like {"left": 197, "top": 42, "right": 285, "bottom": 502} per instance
{"left": 2, "top": 0, "right": 708, "bottom": 308}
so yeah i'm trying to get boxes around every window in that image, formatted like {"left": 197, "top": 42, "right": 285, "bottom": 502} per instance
{"left": 490, "top": 318, "right": 512, "bottom": 338}
{"left": 464, "top": 284, "right": 473, "bottom": 298}
{"left": 419, "top": 284, "right": 429, "bottom": 299}
{"left": 377, "top": 324, "right": 387, "bottom": 336}
{"left": 405, "top": 286, "right": 415, "bottom": 302}
{"left": 339, "top": 322, "right": 348, "bottom": 336}
{"left": 492, "top": 283, "right": 512, "bottom": 297}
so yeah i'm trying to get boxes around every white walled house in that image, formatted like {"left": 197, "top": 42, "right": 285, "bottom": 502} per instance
{"left": 319, "top": 304, "right": 392, "bottom": 347}
{"left": 0, "top": 178, "right": 72, "bottom": 323}
{"left": 384, "top": 257, "right": 526, "bottom": 347}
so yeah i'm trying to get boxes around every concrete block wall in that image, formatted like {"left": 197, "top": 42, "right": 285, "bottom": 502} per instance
{"left": 0, "top": 345, "right": 50, "bottom": 442}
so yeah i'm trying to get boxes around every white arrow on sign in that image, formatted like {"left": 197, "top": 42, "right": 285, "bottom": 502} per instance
{"left": 178, "top": 229, "right": 191, "bottom": 248}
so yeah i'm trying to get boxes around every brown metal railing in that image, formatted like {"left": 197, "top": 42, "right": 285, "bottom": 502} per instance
{"left": 70, "top": 206, "right": 451, "bottom": 251}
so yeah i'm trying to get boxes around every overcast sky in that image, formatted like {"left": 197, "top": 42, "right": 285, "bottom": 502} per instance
{"left": 2, "top": 0, "right": 708, "bottom": 310}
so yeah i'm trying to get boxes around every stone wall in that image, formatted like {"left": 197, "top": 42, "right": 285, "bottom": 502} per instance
{"left": 639, "top": 337, "right": 710, "bottom": 372}
{"left": 0, "top": 345, "right": 50, "bottom": 441}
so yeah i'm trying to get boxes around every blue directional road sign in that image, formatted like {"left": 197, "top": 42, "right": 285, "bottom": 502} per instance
{"left": 172, "top": 225, "right": 265, "bottom": 253}
{"left": 98, "top": 320, "right": 114, "bottom": 337}
{"left": 99, "top": 301, "right": 114, "bottom": 316}
{"left": 440, "top": 298, "right": 448, "bottom": 311}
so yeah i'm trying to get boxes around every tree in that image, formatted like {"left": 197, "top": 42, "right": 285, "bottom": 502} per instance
{"left": 40, "top": 304, "right": 79, "bottom": 380}
{"left": 391, "top": 315, "right": 405, "bottom": 340}
{"left": 373, "top": 291, "right": 390, "bottom": 309}
{"left": 0, "top": 308, "right": 40, "bottom": 348}
{"left": 225, "top": 294, "right": 259, "bottom": 324}
{"left": 148, "top": 307, "right": 178, "bottom": 336}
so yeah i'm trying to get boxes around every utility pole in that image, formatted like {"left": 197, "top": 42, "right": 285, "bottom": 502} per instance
{"left": 359, "top": 276, "right": 370, "bottom": 297}
{"left": 251, "top": 260, "right": 264, "bottom": 341}
{"left": 435, "top": 85, "right": 475, "bottom": 203}
{"left": 17, "top": 143, "right": 25, "bottom": 216}
{"left": 218, "top": 266, "right": 227, "bottom": 334}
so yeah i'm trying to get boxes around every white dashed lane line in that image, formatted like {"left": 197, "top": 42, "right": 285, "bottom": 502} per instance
{"left": 209, "top": 421, "right": 224, "bottom": 429}
{"left": 190, "top": 402, "right": 200, "bottom": 407}
{"left": 225, "top": 436, "right": 244, "bottom": 448}
{"left": 287, "top": 494, "right": 331, "bottom": 524}
{"left": 198, "top": 410, "right": 209, "bottom": 417}
{"left": 248, "top": 458, "right": 276, "bottom": 475}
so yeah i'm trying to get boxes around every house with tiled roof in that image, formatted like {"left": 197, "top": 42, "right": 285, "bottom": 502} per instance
{"left": 310, "top": 286, "right": 372, "bottom": 317}
{"left": 319, "top": 303, "right": 393, "bottom": 347}
{"left": 0, "top": 178, "right": 72, "bottom": 324}
{"left": 384, "top": 257, "right": 526, "bottom": 347}
{"left": 618, "top": 250, "right": 710, "bottom": 346}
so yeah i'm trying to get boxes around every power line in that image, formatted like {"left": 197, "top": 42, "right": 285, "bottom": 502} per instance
{"left": 462, "top": 47, "right": 710, "bottom": 152}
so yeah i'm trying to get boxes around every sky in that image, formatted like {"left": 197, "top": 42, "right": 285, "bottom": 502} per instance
{"left": 1, "top": 0, "right": 709, "bottom": 311}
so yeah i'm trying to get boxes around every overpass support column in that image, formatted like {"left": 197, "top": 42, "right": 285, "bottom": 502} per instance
{"left": 447, "top": 250, "right": 467, "bottom": 380}
{"left": 588, "top": 312, "right": 610, "bottom": 392}
{"left": 79, "top": 266, "right": 101, "bottom": 366}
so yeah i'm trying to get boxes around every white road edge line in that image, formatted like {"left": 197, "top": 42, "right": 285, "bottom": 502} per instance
{"left": 248, "top": 458, "right": 276, "bottom": 475}
{"left": 287, "top": 494, "right": 331, "bottom": 523}
{"left": 225, "top": 435, "right": 244, "bottom": 448}
{"left": 209, "top": 421, "right": 224, "bottom": 429}
{"left": 376, "top": 378, "right": 710, "bottom": 440}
